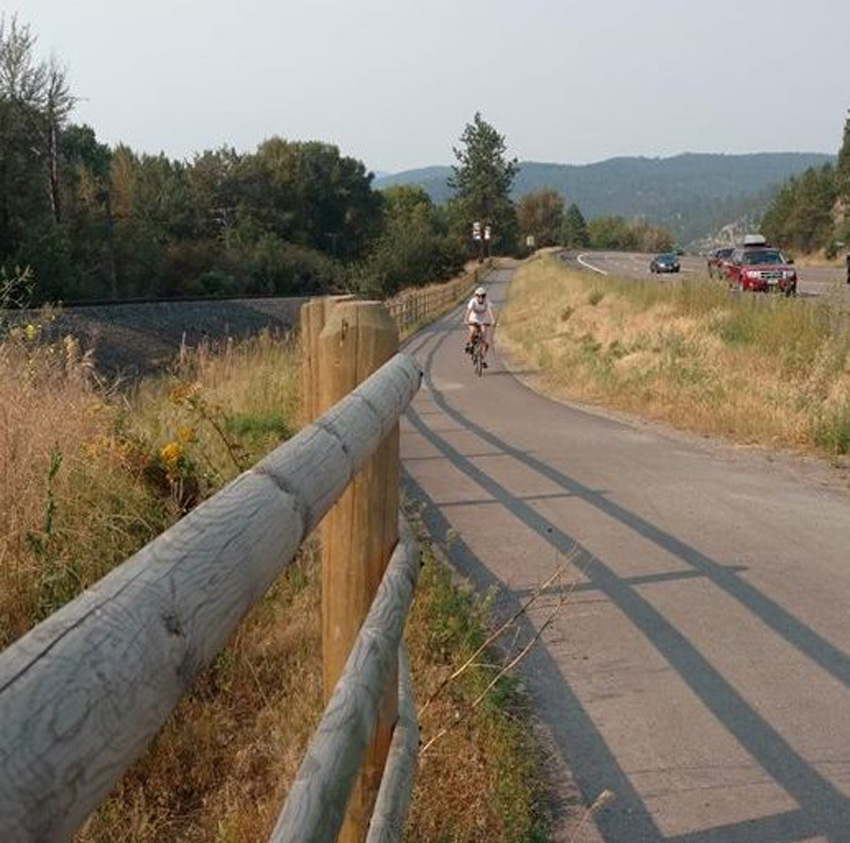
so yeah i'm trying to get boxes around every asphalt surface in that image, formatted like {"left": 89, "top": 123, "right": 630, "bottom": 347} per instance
{"left": 566, "top": 251, "right": 849, "bottom": 300}
{"left": 401, "top": 266, "right": 850, "bottom": 842}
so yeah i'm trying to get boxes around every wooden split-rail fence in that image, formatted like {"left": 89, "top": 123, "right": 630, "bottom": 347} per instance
{"left": 385, "top": 263, "right": 491, "bottom": 335}
{"left": 0, "top": 270, "right": 482, "bottom": 843}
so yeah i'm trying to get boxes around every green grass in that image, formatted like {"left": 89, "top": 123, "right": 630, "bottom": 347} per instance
{"left": 224, "top": 411, "right": 294, "bottom": 443}
{"left": 813, "top": 400, "right": 850, "bottom": 455}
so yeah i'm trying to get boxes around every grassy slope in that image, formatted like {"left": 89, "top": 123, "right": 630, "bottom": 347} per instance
{"left": 1, "top": 324, "right": 546, "bottom": 841}
{"left": 499, "top": 256, "right": 850, "bottom": 458}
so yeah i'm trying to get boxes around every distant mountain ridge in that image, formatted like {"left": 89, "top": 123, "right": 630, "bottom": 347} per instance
{"left": 374, "top": 152, "right": 834, "bottom": 245}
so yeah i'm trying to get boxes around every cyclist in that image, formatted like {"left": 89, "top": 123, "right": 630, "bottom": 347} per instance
{"left": 464, "top": 286, "right": 495, "bottom": 367}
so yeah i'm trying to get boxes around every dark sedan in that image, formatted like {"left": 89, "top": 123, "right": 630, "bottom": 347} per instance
{"left": 650, "top": 253, "right": 680, "bottom": 274}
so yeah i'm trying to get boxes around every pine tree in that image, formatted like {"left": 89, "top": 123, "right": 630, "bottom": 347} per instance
{"left": 448, "top": 112, "right": 518, "bottom": 252}
{"left": 836, "top": 110, "right": 850, "bottom": 248}
{"left": 561, "top": 203, "right": 589, "bottom": 248}
{"left": 837, "top": 110, "right": 850, "bottom": 200}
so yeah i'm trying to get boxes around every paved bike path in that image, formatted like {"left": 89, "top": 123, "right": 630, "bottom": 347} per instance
{"left": 401, "top": 266, "right": 850, "bottom": 842}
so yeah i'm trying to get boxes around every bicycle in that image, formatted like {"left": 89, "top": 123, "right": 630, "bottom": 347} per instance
{"left": 469, "top": 324, "right": 487, "bottom": 377}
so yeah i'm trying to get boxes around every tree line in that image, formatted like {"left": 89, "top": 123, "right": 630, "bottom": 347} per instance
{"left": 761, "top": 113, "right": 850, "bottom": 256}
{"left": 516, "top": 190, "right": 675, "bottom": 253}
{"left": 1, "top": 17, "right": 675, "bottom": 306}
{"left": 0, "top": 18, "right": 491, "bottom": 305}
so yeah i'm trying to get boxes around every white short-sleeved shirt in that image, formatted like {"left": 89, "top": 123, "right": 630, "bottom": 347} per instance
{"left": 466, "top": 296, "right": 494, "bottom": 325}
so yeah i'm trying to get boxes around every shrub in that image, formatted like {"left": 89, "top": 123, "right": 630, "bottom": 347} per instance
{"left": 240, "top": 235, "right": 343, "bottom": 295}
{"left": 197, "top": 270, "right": 240, "bottom": 297}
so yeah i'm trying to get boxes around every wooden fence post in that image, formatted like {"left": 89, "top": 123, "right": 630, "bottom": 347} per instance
{"left": 317, "top": 301, "right": 400, "bottom": 843}
{"left": 300, "top": 295, "right": 354, "bottom": 426}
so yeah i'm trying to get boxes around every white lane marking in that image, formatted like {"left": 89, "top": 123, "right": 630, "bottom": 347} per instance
{"left": 577, "top": 253, "right": 609, "bottom": 275}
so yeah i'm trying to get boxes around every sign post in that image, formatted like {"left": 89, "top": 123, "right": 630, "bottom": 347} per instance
{"left": 472, "top": 220, "right": 483, "bottom": 263}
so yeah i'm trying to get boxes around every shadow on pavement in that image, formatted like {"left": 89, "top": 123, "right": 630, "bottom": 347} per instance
{"left": 401, "top": 326, "right": 850, "bottom": 842}
{"left": 403, "top": 471, "right": 666, "bottom": 842}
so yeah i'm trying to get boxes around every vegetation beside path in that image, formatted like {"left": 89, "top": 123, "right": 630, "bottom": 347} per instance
{"left": 499, "top": 256, "right": 850, "bottom": 459}
{"left": 1, "top": 317, "right": 547, "bottom": 841}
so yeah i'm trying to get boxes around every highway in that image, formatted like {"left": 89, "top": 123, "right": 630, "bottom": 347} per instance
{"left": 565, "top": 251, "right": 848, "bottom": 299}
{"left": 402, "top": 266, "right": 850, "bottom": 842}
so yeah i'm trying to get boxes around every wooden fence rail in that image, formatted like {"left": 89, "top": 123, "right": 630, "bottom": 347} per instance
{"left": 0, "top": 350, "right": 421, "bottom": 843}
{"left": 364, "top": 645, "right": 419, "bottom": 843}
{"left": 269, "top": 516, "right": 420, "bottom": 843}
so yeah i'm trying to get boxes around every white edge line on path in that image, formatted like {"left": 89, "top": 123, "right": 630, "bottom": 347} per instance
{"left": 576, "top": 253, "right": 609, "bottom": 276}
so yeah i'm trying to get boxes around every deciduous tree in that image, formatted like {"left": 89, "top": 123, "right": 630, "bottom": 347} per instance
{"left": 517, "top": 190, "right": 564, "bottom": 248}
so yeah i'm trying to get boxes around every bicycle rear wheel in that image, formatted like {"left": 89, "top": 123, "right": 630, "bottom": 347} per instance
{"left": 473, "top": 345, "right": 483, "bottom": 377}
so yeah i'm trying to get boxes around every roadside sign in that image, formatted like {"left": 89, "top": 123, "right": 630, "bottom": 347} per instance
{"left": 484, "top": 225, "right": 491, "bottom": 241}
{"left": 472, "top": 221, "right": 481, "bottom": 241}
{"left": 526, "top": 235, "right": 535, "bottom": 248}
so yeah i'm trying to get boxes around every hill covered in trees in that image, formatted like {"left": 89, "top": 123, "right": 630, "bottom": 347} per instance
{"left": 761, "top": 114, "right": 850, "bottom": 257}
{"left": 376, "top": 153, "right": 833, "bottom": 246}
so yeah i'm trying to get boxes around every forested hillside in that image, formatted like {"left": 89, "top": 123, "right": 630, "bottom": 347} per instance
{"left": 376, "top": 153, "right": 833, "bottom": 245}
{"left": 761, "top": 113, "right": 850, "bottom": 256}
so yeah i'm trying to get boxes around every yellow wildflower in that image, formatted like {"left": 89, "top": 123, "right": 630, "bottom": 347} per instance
{"left": 169, "top": 382, "right": 200, "bottom": 404}
{"left": 25, "top": 323, "right": 37, "bottom": 341}
{"left": 177, "top": 426, "right": 196, "bottom": 443}
{"left": 159, "top": 442, "right": 184, "bottom": 468}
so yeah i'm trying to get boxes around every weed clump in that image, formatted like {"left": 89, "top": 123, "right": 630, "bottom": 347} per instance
{"left": 406, "top": 538, "right": 549, "bottom": 843}
{"left": 813, "top": 400, "right": 850, "bottom": 455}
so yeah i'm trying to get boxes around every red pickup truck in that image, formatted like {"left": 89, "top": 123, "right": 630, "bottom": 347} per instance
{"left": 724, "top": 236, "right": 797, "bottom": 296}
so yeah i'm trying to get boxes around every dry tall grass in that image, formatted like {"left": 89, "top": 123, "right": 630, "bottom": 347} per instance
{"left": 499, "top": 256, "right": 850, "bottom": 457}
{"left": 0, "top": 337, "right": 170, "bottom": 647}
{"left": 0, "top": 326, "right": 318, "bottom": 840}
{"left": 2, "top": 325, "right": 545, "bottom": 842}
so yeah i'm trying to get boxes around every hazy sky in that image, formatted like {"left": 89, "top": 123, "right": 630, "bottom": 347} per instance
{"left": 7, "top": 0, "right": 850, "bottom": 173}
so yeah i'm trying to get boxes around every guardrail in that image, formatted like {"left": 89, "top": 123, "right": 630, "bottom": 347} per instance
{"left": 0, "top": 294, "right": 429, "bottom": 842}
